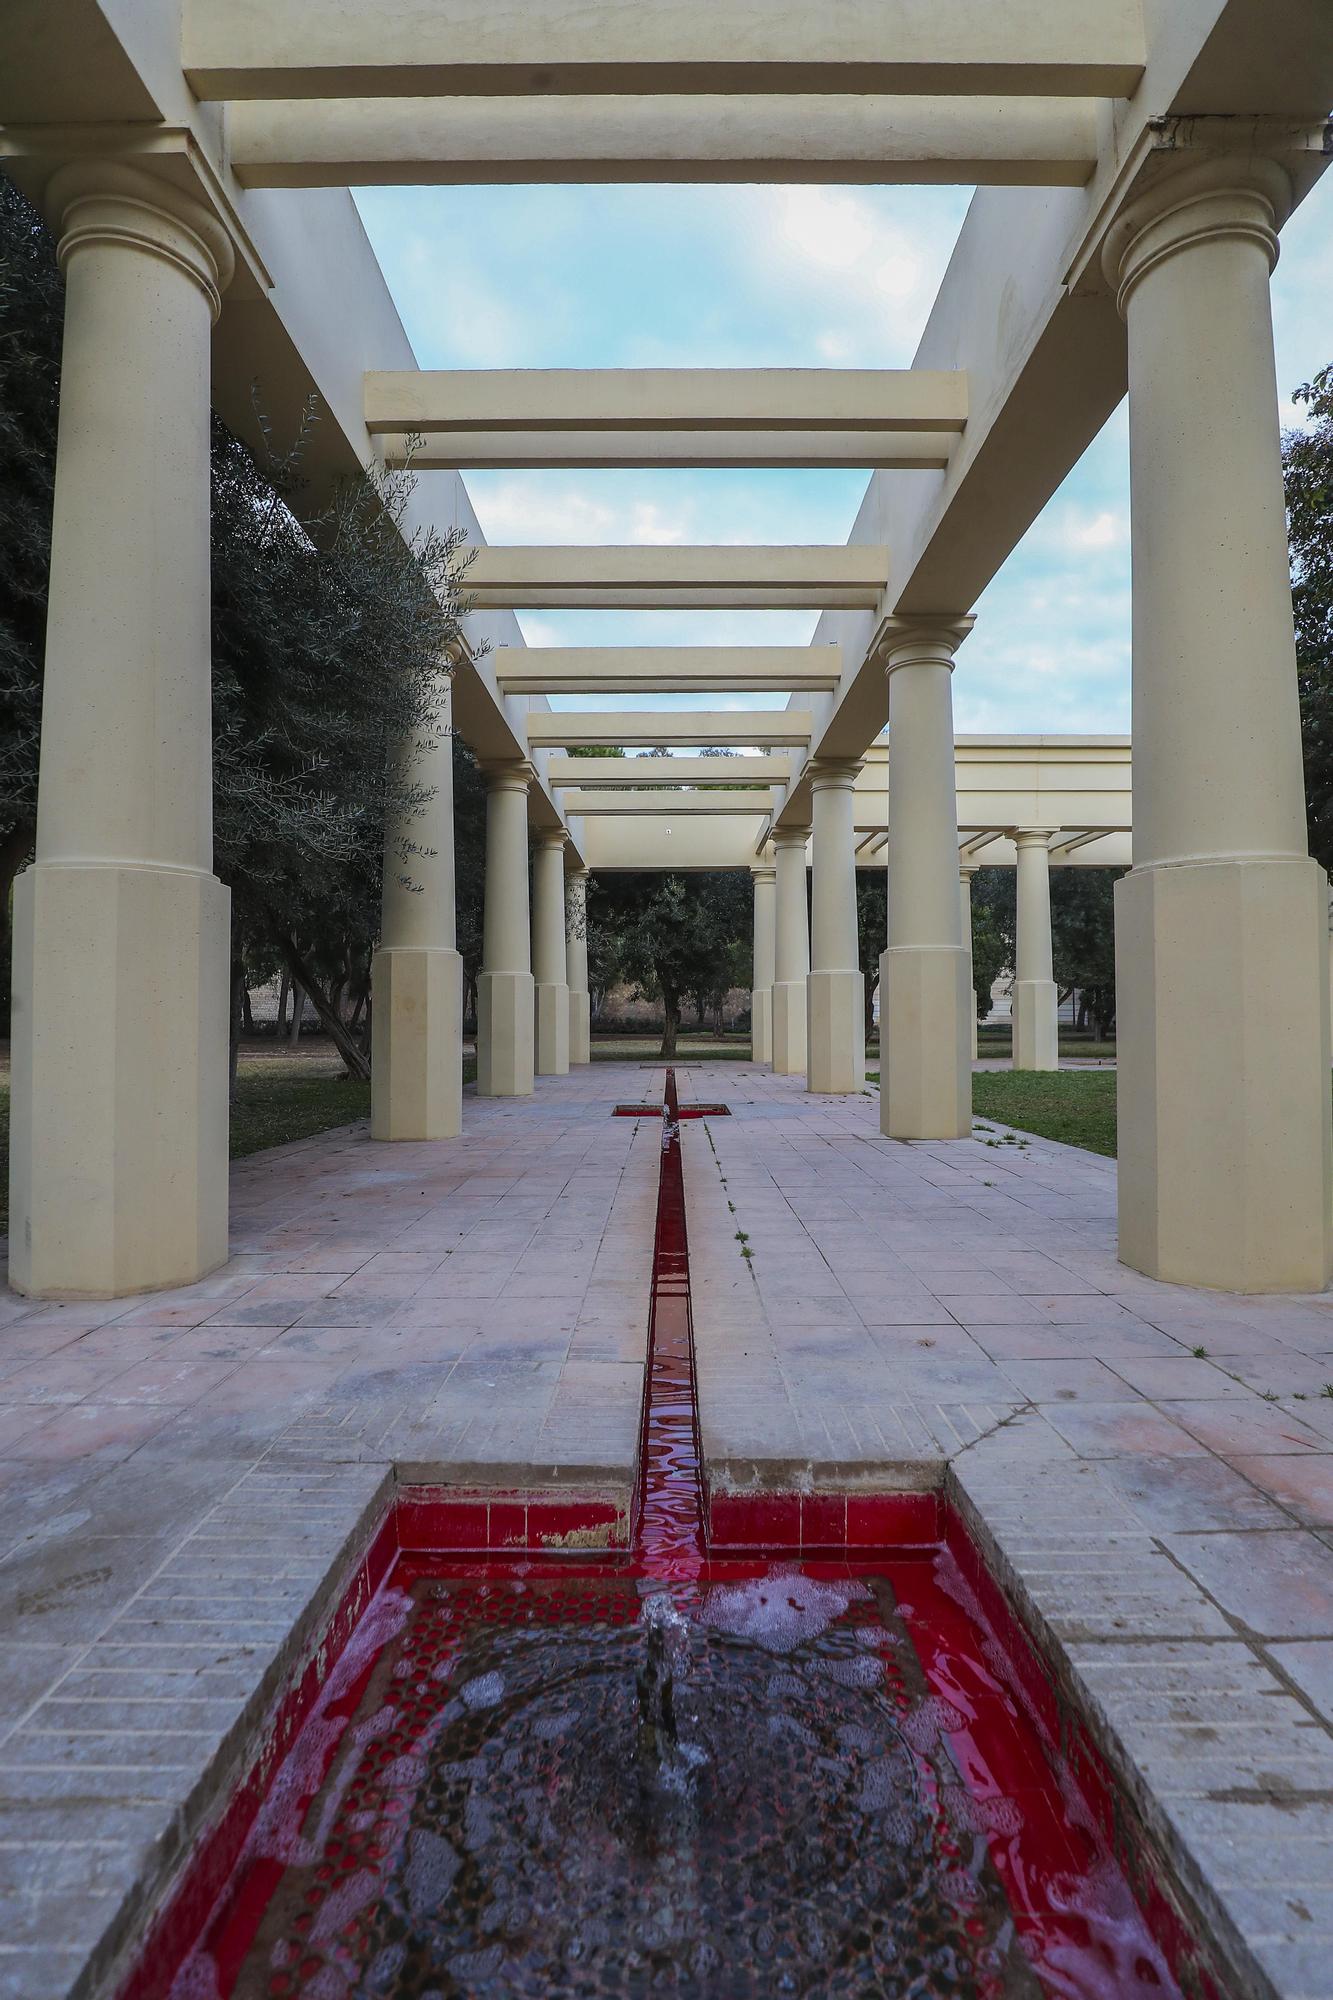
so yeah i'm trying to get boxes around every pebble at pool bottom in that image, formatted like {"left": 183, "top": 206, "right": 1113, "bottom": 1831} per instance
{"left": 165, "top": 1548, "right": 1183, "bottom": 2000}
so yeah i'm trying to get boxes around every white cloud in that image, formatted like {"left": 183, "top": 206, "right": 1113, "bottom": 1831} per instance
{"left": 1051, "top": 508, "right": 1130, "bottom": 554}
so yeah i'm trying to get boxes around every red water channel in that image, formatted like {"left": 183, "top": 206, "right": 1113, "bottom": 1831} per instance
{"left": 131, "top": 1074, "right": 1216, "bottom": 2000}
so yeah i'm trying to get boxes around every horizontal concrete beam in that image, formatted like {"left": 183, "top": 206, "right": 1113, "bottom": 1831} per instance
{"left": 184, "top": 1, "right": 1146, "bottom": 100}
{"left": 526, "top": 710, "right": 814, "bottom": 748}
{"left": 495, "top": 647, "right": 840, "bottom": 694}
{"left": 366, "top": 369, "right": 966, "bottom": 435}
{"left": 555, "top": 789, "right": 777, "bottom": 815}
{"left": 548, "top": 755, "right": 792, "bottom": 786}
{"left": 227, "top": 94, "right": 1102, "bottom": 187}
{"left": 381, "top": 429, "right": 958, "bottom": 470}
{"left": 468, "top": 547, "right": 889, "bottom": 610}
{"left": 580, "top": 815, "right": 763, "bottom": 871}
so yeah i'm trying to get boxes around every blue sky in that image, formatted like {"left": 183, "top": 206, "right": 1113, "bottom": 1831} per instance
{"left": 355, "top": 178, "right": 1333, "bottom": 737}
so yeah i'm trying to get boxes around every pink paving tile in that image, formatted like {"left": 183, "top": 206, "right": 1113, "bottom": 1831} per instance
{"left": 1163, "top": 1528, "right": 1333, "bottom": 1639}
{"left": 0, "top": 1347, "right": 158, "bottom": 1406}
{"left": 1000, "top": 1358, "right": 1144, "bottom": 1404}
{"left": 1170, "top": 1400, "right": 1328, "bottom": 1457}
{"left": 1103, "top": 1355, "right": 1257, "bottom": 1400}
{"left": 94, "top": 1358, "right": 242, "bottom": 1407}
{"left": 1226, "top": 1454, "right": 1333, "bottom": 1528}
{"left": 1042, "top": 1401, "right": 1210, "bottom": 1459}
{"left": 0, "top": 1405, "right": 59, "bottom": 1453}
{"left": 6, "top": 1402, "right": 176, "bottom": 1463}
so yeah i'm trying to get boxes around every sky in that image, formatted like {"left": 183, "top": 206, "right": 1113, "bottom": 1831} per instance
{"left": 354, "top": 176, "right": 1333, "bottom": 739}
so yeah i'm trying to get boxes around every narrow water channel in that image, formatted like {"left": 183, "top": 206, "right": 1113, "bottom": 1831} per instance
{"left": 160, "top": 1074, "right": 1194, "bottom": 2000}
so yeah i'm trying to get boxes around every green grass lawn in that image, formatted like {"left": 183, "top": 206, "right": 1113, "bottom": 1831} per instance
{"left": 971, "top": 1070, "right": 1118, "bottom": 1158}
{"left": 976, "top": 1033, "right": 1118, "bottom": 1062}
{"left": 865, "top": 1066, "right": 1119, "bottom": 1158}
{"left": 589, "top": 1035, "right": 754, "bottom": 1061}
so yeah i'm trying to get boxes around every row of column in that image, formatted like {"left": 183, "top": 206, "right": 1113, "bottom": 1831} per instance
{"left": 10, "top": 150, "right": 1332, "bottom": 1301}
{"left": 377, "top": 752, "right": 593, "bottom": 1132}
{"left": 750, "top": 695, "right": 1063, "bottom": 1122}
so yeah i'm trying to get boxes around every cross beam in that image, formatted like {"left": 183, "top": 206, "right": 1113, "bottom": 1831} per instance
{"left": 380, "top": 430, "right": 958, "bottom": 470}
{"left": 227, "top": 94, "right": 1101, "bottom": 189}
{"left": 468, "top": 547, "right": 888, "bottom": 610}
{"left": 495, "top": 647, "right": 840, "bottom": 694}
{"left": 548, "top": 756, "right": 792, "bottom": 787}
{"left": 183, "top": 1, "right": 1146, "bottom": 101}
{"left": 525, "top": 711, "right": 813, "bottom": 748}
{"left": 556, "top": 789, "right": 777, "bottom": 816}
{"left": 366, "top": 369, "right": 966, "bottom": 436}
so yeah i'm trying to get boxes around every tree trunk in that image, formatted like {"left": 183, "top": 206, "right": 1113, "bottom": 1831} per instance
{"left": 659, "top": 981, "right": 681, "bottom": 1061}
{"left": 276, "top": 970, "right": 290, "bottom": 1037}
{"left": 273, "top": 936, "right": 371, "bottom": 1080}
{"left": 288, "top": 984, "right": 305, "bottom": 1047}
{"left": 228, "top": 957, "right": 247, "bottom": 1095}
{"left": 349, "top": 987, "right": 368, "bottom": 1035}
{"left": 0, "top": 821, "right": 33, "bottom": 1017}
{"left": 241, "top": 983, "right": 255, "bottom": 1034}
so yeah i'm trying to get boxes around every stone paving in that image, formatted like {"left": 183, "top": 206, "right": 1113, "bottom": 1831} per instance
{"left": 0, "top": 1060, "right": 1331, "bottom": 1996}
{"left": 0, "top": 1072, "right": 656, "bottom": 1998}
{"left": 686, "top": 1064, "right": 1333, "bottom": 2000}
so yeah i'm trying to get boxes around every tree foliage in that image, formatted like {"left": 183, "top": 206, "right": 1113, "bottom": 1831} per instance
{"left": 0, "top": 174, "right": 60, "bottom": 996}
{"left": 587, "top": 871, "right": 751, "bottom": 1056}
{"left": 1285, "top": 365, "right": 1333, "bottom": 871}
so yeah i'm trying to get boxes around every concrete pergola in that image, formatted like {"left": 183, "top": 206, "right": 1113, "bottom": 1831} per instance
{"left": 3, "top": 0, "right": 1331, "bottom": 1302}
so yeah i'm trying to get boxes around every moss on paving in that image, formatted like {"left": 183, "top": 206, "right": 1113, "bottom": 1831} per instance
{"left": 971, "top": 1070, "right": 1118, "bottom": 1158}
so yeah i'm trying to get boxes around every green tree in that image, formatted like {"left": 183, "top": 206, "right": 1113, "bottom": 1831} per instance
{"left": 0, "top": 175, "right": 60, "bottom": 1005}
{"left": 1050, "top": 870, "right": 1122, "bottom": 1037}
{"left": 1285, "top": 365, "right": 1333, "bottom": 869}
{"left": 589, "top": 870, "right": 751, "bottom": 1057}
{"left": 211, "top": 414, "right": 472, "bottom": 1077}
{"left": 855, "top": 871, "right": 887, "bottom": 1044}
{"left": 970, "top": 868, "right": 1015, "bottom": 1021}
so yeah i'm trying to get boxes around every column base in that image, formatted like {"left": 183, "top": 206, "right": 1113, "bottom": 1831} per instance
{"left": 9, "top": 861, "right": 230, "bottom": 1298}
{"left": 370, "top": 946, "right": 463, "bottom": 1141}
{"left": 569, "top": 990, "right": 591, "bottom": 1065}
{"left": 751, "top": 988, "right": 773, "bottom": 1065}
{"left": 1013, "top": 979, "right": 1059, "bottom": 1070}
{"left": 477, "top": 969, "right": 535, "bottom": 1098}
{"left": 879, "top": 945, "right": 972, "bottom": 1140}
{"left": 1116, "top": 858, "right": 1333, "bottom": 1292}
{"left": 771, "top": 979, "right": 807, "bottom": 1076}
{"left": 806, "top": 968, "right": 865, "bottom": 1093}
{"left": 535, "top": 980, "right": 571, "bottom": 1076}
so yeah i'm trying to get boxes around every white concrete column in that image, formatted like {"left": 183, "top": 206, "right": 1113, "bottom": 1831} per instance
{"left": 477, "top": 761, "right": 535, "bottom": 1097}
{"left": 566, "top": 866, "right": 591, "bottom": 1065}
{"left": 807, "top": 761, "right": 865, "bottom": 1093}
{"left": 880, "top": 621, "right": 972, "bottom": 1140}
{"left": 533, "top": 830, "right": 571, "bottom": 1076}
{"left": 771, "top": 828, "right": 811, "bottom": 1076}
{"left": 1012, "top": 830, "right": 1059, "bottom": 1071}
{"left": 750, "top": 855, "right": 777, "bottom": 1064}
{"left": 1104, "top": 158, "right": 1332, "bottom": 1291}
{"left": 960, "top": 861, "right": 979, "bottom": 1062}
{"left": 9, "top": 163, "right": 234, "bottom": 1298}
{"left": 371, "top": 671, "right": 464, "bottom": 1141}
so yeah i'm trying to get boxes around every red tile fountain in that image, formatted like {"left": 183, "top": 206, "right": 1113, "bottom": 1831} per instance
{"left": 133, "top": 1075, "right": 1212, "bottom": 2000}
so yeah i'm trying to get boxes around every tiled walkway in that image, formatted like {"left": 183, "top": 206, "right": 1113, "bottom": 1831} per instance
{"left": 1, "top": 1060, "right": 1332, "bottom": 1996}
